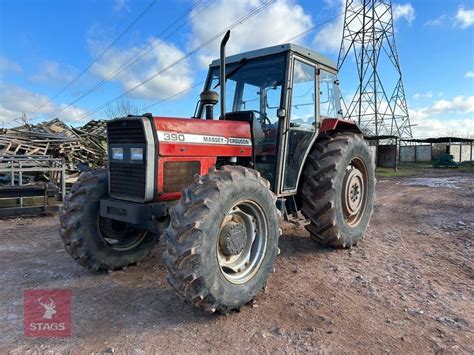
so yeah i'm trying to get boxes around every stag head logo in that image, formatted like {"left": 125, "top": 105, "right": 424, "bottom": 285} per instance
{"left": 38, "top": 297, "right": 57, "bottom": 319}
{"left": 24, "top": 289, "right": 72, "bottom": 337}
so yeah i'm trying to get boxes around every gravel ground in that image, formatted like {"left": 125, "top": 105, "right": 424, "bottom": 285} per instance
{"left": 0, "top": 168, "right": 472, "bottom": 353}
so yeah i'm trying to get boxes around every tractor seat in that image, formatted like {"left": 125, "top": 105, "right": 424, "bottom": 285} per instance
{"left": 223, "top": 111, "right": 255, "bottom": 124}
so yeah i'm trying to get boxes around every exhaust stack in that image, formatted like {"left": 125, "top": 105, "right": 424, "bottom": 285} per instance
{"left": 220, "top": 30, "right": 231, "bottom": 119}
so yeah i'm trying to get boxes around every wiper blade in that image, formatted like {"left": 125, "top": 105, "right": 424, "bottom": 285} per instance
{"left": 213, "top": 57, "right": 248, "bottom": 89}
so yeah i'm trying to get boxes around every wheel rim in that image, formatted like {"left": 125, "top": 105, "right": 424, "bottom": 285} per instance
{"left": 216, "top": 200, "right": 268, "bottom": 285}
{"left": 341, "top": 157, "right": 368, "bottom": 226}
{"left": 98, "top": 217, "right": 147, "bottom": 251}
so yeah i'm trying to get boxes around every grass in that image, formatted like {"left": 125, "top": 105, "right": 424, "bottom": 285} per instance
{"left": 459, "top": 163, "right": 474, "bottom": 172}
{"left": 376, "top": 162, "right": 474, "bottom": 178}
{"left": 376, "top": 163, "right": 431, "bottom": 178}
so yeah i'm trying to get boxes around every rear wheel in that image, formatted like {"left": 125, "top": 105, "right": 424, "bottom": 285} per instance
{"left": 299, "top": 133, "right": 375, "bottom": 247}
{"left": 163, "top": 166, "right": 280, "bottom": 314}
{"left": 59, "top": 169, "right": 159, "bottom": 272}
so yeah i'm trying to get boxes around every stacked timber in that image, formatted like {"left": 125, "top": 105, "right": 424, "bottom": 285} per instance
{"left": 0, "top": 119, "right": 107, "bottom": 182}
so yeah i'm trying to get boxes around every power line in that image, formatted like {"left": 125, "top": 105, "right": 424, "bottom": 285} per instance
{"left": 142, "top": 13, "right": 346, "bottom": 115}
{"left": 281, "top": 12, "right": 343, "bottom": 43}
{"left": 141, "top": 80, "right": 205, "bottom": 112}
{"left": 30, "top": 0, "right": 158, "bottom": 116}
{"left": 48, "top": 1, "right": 339, "bottom": 123}
{"left": 4, "top": 6, "right": 345, "bottom": 128}
{"left": 74, "top": 0, "right": 274, "bottom": 122}
{"left": 28, "top": 6, "right": 342, "bottom": 127}
{"left": 45, "top": 0, "right": 213, "bottom": 121}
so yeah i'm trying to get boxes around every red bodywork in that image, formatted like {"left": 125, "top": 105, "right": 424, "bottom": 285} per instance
{"left": 153, "top": 117, "right": 252, "bottom": 201}
{"left": 152, "top": 117, "right": 359, "bottom": 201}
{"left": 319, "top": 118, "right": 361, "bottom": 134}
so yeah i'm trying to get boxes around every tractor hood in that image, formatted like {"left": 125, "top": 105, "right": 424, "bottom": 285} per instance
{"left": 153, "top": 116, "right": 252, "bottom": 157}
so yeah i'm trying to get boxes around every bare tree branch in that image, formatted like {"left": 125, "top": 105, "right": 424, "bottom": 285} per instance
{"left": 103, "top": 97, "right": 142, "bottom": 119}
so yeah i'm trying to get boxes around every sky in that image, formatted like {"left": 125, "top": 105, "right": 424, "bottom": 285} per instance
{"left": 0, "top": 0, "right": 473, "bottom": 138}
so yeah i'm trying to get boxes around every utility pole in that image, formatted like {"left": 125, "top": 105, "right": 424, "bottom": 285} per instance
{"left": 338, "top": 0, "right": 412, "bottom": 139}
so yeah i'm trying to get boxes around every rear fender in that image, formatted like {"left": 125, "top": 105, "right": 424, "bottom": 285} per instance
{"left": 318, "top": 118, "right": 361, "bottom": 135}
{"left": 282, "top": 118, "right": 361, "bottom": 197}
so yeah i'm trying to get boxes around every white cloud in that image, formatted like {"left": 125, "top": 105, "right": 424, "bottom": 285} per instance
{"left": 410, "top": 117, "right": 474, "bottom": 138}
{"left": 426, "top": 8, "right": 474, "bottom": 29}
{"left": 113, "top": 0, "right": 130, "bottom": 13}
{"left": 0, "top": 57, "right": 22, "bottom": 74}
{"left": 322, "top": 0, "right": 341, "bottom": 8}
{"left": 0, "top": 82, "right": 88, "bottom": 125}
{"left": 455, "top": 7, "right": 474, "bottom": 29}
{"left": 393, "top": 3, "right": 415, "bottom": 24}
{"left": 188, "top": 0, "right": 313, "bottom": 67}
{"left": 428, "top": 96, "right": 474, "bottom": 114}
{"left": 424, "top": 14, "right": 446, "bottom": 27}
{"left": 313, "top": 10, "right": 344, "bottom": 53}
{"left": 29, "top": 60, "right": 77, "bottom": 86}
{"left": 90, "top": 37, "right": 193, "bottom": 100}
{"left": 409, "top": 96, "right": 474, "bottom": 137}
{"left": 413, "top": 92, "right": 433, "bottom": 100}
{"left": 465, "top": 71, "right": 474, "bottom": 78}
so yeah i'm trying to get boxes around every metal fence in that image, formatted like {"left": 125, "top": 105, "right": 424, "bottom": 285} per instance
{"left": 0, "top": 156, "right": 66, "bottom": 217}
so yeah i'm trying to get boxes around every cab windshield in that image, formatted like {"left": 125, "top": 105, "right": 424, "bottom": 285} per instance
{"left": 204, "top": 54, "right": 286, "bottom": 123}
{"left": 204, "top": 54, "right": 286, "bottom": 187}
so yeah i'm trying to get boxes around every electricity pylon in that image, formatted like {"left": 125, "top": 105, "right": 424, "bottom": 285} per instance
{"left": 337, "top": 0, "right": 412, "bottom": 139}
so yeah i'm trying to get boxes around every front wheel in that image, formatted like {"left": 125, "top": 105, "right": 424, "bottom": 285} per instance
{"left": 299, "top": 133, "right": 376, "bottom": 248}
{"left": 163, "top": 166, "right": 281, "bottom": 314}
{"left": 59, "top": 169, "right": 159, "bottom": 272}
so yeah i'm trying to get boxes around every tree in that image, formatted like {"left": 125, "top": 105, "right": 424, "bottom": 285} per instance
{"left": 15, "top": 112, "right": 31, "bottom": 127}
{"left": 103, "top": 97, "right": 142, "bottom": 120}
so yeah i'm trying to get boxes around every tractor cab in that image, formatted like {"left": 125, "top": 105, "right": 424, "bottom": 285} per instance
{"left": 197, "top": 43, "right": 343, "bottom": 194}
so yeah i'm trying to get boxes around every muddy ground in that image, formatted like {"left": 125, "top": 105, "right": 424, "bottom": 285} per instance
{"left": 0, "top": 168, "right": 473, "bottom": 353}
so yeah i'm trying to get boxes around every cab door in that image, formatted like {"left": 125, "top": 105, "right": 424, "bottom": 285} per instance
{"left": 279, "top": 57, "right": 318, "bottom": 193}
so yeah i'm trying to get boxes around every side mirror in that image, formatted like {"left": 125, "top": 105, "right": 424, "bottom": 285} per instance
{"left": 277, "top": 108, "right": 286, "bottom": 118}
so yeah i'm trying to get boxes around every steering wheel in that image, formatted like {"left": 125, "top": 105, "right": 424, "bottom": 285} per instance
{"left": 250, "top": 110, "right": 272, "bottom": 127}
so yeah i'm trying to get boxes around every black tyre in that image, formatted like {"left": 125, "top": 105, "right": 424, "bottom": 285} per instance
{"left": 299, "top": 132, "right": 375, "bottom": 248}
{"left": 163, "top": 166, "right": 280, "bottom": 314}
{"left": 59, "top": 169, "right": 159, "bottom": 272}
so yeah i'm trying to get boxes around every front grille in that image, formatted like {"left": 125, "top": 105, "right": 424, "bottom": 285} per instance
{"left": 107, "top": 119, "right": 148, "bottom": 201}
{"left": 109, "top": 162, "right": 146, "bottom": 200}
{"left": 107, "top": 120, "right": 146, "bottom": 144}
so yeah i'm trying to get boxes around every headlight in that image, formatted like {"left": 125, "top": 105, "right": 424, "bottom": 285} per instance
{"left": 112, "top": 147, "right": 123, "bottom": 160}
{"left": 131, "top": 147, "right": 144, "bottom": 161}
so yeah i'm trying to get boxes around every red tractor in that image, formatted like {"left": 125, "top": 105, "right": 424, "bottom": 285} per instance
{"left": 60, "top": 32, "right": 375, "bottom": 314}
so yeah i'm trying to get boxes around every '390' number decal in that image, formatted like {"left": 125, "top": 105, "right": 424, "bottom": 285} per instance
{"left": 163, "top": 133, "right": 185, "bottom": 142}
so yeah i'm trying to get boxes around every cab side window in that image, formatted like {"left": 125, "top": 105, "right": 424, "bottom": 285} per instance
{"left": 290, "top": 60, "right": 316, "bottom": 130}
{"left": 319, "top": 70, "right": 342, "bottom": 118}
{"left": 283, "top": 60, "right": 317, "bottom": 190}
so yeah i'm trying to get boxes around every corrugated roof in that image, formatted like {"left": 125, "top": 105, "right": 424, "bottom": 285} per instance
{"left": 401, "top": 137, "right": 474, "bottom": 143}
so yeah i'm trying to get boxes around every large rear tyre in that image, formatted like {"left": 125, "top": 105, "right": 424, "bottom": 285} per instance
{"left": 59, "top": 169, "right": 159, "bottom": 272}
{"left": 163, "top": 166, "right": 280, "bottom": 314}
{"left": 299, "top": 133, "right": 375, "bottom": 248}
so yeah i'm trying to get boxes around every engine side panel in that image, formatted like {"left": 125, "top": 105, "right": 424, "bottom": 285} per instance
{"left": 153, "top": 117, "right": 253, "bottom": 157}
{"left": 157, "top": 156, "right": 217, "bottom": 201}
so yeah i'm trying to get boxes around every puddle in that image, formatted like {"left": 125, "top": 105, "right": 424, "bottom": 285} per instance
{"left": 401, "top": 177, "right": 470, "bottom": 188}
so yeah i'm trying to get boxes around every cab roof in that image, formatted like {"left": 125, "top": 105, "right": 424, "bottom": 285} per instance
{"left": 210, "top": 43, "right": 337, "bottom": 71}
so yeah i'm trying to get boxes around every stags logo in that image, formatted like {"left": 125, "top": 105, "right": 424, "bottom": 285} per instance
{"left": 38, "top": 297, "right": 57, "bottom": 319}
{"left": 24, "top": 290, "right": 72, "bottom": 337}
